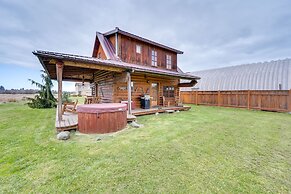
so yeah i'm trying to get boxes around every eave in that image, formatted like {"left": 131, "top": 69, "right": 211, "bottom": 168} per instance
{"left": 33, "top": 50, "right": 200, "bottom": 81}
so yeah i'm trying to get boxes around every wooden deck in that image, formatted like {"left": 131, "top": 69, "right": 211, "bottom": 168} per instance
{"left": 55, "top": 109, "right": 78, "bottom": 131}
{"left": 55, "top": 105, "right": 191, "bottom": 131}
{"left": 131, "top": 106, "right": 191, "bottom": 116}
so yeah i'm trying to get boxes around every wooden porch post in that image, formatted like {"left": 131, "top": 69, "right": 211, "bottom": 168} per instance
{"left": 56, "top": 62, "right": 63, "bottom": 121}
{"left": 127, "top": 71, "right": 132, "bottom": 115}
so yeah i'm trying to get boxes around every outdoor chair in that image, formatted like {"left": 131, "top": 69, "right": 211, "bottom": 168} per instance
{"left": 84, "top": 96, "right": 101, "bottom": 104}
{"left": 62, "top": 100, "right": 78, "bottom": 114}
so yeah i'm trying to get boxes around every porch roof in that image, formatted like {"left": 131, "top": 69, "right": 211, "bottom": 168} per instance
{"left": 33, "top": 50, "right": 200, "bottom": 81}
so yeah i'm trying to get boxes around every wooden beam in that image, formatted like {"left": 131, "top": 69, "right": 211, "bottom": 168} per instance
{"left": 127, "top": 71, "right": 132, "bottom": 115}
{"left": 63, "top": 60, "right": 124, "bottom": 72}
{"left": 56, "top": 62, "right": 63, "bottom": 122}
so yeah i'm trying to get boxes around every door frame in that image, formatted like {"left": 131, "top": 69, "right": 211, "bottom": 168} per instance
{"left": 150, "top": 81, "right": 160, "bottom": 108}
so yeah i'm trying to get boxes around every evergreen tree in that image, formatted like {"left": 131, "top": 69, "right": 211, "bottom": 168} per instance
{"left": 27, "top": 70, "right": 57, "bottom": 108}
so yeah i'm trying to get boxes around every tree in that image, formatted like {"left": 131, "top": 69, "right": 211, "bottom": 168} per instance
{"left": 27, "top": 70, "right": 57, "bottom": 108}
{"left": 0, "top": 85, "right": 5, "bottom": 91}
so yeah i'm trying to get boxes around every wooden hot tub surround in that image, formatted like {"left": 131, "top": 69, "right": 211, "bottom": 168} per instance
{"left": 77, "top": 103, "right": 127, "bottom": 134}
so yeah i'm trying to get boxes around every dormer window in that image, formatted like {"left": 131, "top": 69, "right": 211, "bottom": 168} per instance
{"left": 151, "top": 50, "right": 157, "bottom": 66}
{"left": 166, "top": 54, "right": 172, "bottom": 69}
{"left": 136, "top": 44, "right": 141, "bottom": 54}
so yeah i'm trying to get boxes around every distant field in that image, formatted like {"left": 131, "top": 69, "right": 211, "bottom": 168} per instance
{"left": 0, "top": 94, "right": 36, "bottom": 103}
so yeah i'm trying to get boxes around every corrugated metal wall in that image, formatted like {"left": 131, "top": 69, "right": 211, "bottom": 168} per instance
{"left": 183, "top": 58, "right": 291, "bottom": 91}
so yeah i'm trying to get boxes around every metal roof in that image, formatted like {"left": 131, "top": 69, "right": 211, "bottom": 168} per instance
{"left": 96, "top": 32, "right": 119, "bottom": 60}
{"left": 103, "top": 27, "right": 183, "bottom": 54}
{"left": 183, "top": 58, "right": 291, "bottom": 91}
{"left": 33, "top": 50, "right": 199, "bottom": 80}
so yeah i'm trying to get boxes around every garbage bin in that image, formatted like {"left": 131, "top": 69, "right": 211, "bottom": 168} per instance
{"left": 141, "top": 95, "right": 150, "bottom": 109}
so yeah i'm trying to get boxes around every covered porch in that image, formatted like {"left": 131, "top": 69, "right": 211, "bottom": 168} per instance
{"left": 33, "top": 50, "right": 199, "bottom": 131}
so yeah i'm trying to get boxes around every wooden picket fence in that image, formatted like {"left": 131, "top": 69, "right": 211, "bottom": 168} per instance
{"left": 180, "top": 90, "right": 291, "bottom": 112}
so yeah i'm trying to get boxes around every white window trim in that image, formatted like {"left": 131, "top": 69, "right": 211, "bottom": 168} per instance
{"left": 136, "top": 44, "right": 141, "bottom": 54}
{"left": 151, "top": 50, "right": 157, "bottom": 66}
{"left": 166, "top": 54, "right": 172, "bottom": 69}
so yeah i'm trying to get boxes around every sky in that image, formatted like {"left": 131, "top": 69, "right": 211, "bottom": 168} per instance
{"left": 0, "top": 0, "right": 291, "bottom": 91}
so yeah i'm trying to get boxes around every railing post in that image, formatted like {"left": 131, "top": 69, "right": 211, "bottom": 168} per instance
{"left": 288, "top": 89, "right": 291, "bottom": 113}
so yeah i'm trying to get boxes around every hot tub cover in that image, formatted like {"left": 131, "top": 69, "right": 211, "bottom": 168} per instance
{"left": 77, "top": 103, "right": 127, "bottom": 114}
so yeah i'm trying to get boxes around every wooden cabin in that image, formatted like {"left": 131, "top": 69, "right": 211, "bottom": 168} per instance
{"left": 33, "top": 27, "right": 199, "bottom": 125}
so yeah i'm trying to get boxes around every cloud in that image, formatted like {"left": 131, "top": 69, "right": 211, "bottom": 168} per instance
{"left": 0, "top": 0, "right": 291, "bottom": 80}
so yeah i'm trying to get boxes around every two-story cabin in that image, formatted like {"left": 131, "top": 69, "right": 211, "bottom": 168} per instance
{"left": 33, "top": 27, "right": 199, "bottom": 124}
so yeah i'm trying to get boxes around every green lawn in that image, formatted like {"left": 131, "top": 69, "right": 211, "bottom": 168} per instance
{"left": 0, "top": 102, "right": 290, "bottom": 193}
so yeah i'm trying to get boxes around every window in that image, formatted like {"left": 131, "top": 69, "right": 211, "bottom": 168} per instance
{"left": 151, "top": 50, "right": 157, "bottom": 66}
{"left": 166, "top": 54, "right": 172, "bottom": 69}
{"left": 136, "top": 44, "right": 141, "bottom": 54}
{"left": 163, "top": 86, "right": 175, "bottom": 97}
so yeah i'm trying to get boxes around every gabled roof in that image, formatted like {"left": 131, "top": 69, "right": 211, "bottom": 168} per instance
{"left": 33, "top": 50, "right": 199, "bottom": 80}
{"left": 103, "top": 27, "right": 183, "bottom": 54}
{"left": 94, "top": 32, "right": 119, "bottom": 60}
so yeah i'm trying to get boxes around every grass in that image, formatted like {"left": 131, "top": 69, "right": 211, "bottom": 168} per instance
{"left": 0, "top": 102, "right": 290, "bottom": 193}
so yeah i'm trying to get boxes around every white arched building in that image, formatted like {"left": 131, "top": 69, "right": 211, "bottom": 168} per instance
{"left": 182, "top": 58, "right": 291, "bottom": 91}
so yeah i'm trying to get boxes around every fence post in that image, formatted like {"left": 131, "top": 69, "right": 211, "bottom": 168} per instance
{"left": 247, "top": 90, "right": 251, "bottom": 109}
{"left": 217, "top": 91, "right": 221, "bottom": 106}
{"left": 195, "top": 91, "right": 198, "bottom": 105}
{"left": 288, "top": 89, "right": 291, "bottom": 113}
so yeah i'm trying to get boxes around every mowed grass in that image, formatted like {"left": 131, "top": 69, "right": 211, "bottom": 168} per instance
{"left": 0, "top": 102, "right": 290, "bottom": 193}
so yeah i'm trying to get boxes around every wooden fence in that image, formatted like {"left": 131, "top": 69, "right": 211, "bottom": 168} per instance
{"left": 180, "top": 90, "right": 291, "bottom": 112}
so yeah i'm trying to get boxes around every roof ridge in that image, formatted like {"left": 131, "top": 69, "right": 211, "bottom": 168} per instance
{"left": 101, "top": 27, "right": 184, "bottom": 54}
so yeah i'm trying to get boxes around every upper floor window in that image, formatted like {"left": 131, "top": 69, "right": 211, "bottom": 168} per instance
{"left": 166, "top": 54, "right": 172, "bottom": 69}
{"left": 136, "top": 44, "right": 141, "bottom": 54}
{"left": 151, "top": 50, "right": 157, "bottom": 66}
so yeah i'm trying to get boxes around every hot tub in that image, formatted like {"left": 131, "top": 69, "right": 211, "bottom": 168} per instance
{"left": 77, "top": 103, "right": 127, "bottom": 134}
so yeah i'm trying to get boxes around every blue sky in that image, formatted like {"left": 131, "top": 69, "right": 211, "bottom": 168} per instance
{"left": 1, "top": 0, "right": 291, "bottom": 91}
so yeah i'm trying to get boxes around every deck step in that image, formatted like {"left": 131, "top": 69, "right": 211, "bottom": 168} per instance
{"left": 165, "top": 110, "right": 175, "bottom": 113}
{"left": 127, "top": 114, "right": 137, "bottom": 122}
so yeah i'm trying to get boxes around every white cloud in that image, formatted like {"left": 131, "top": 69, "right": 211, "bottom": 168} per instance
{"left": 0, "top": 0, "right": 291, "bottom": 74}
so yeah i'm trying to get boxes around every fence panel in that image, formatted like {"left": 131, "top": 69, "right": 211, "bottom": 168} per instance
{"left": 180, "top": 90, "right": 291, "bottom": 112}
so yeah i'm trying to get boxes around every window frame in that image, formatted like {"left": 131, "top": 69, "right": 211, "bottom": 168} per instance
{"left": 136, "top": 44, "right": 141, "bottom": 54}
{"left": 151, "top": 50, "right": 157, "bottom": 66}
{"left": 166, "top": 54, "right": 172, "bottom": 69}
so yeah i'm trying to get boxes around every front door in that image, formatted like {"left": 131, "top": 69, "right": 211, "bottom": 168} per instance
{"left": 151, "top": 83, "right": 159, "bottom": 107}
